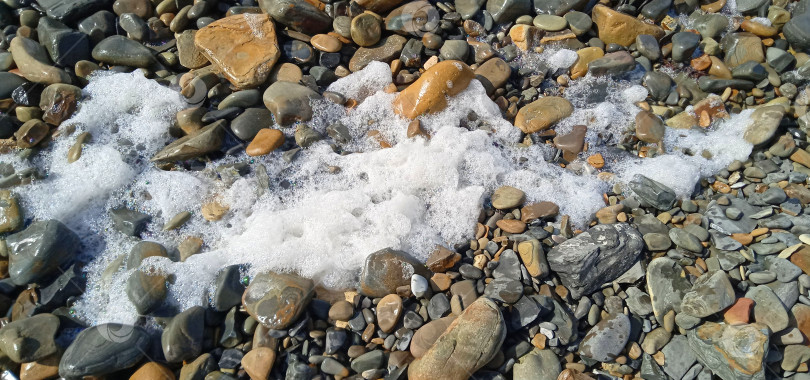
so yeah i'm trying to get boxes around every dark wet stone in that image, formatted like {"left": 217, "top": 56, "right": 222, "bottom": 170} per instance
{"left": 6, "top": 219, "right": 80, "bottom": 286}
{"left": 162, "top": 306, "right": 205, "bottom": 363}
{"left": 92, "top": 35, "right": 156, "bottom": 68}
{"left": 59, "top": 324, "right": 150, "bottom": 378}
{"left": 629, "top": 174, "right": 676, "bottom": 210}
{"left": 110, "top": 207, "right": 151, "bottom": 237}
{"left": 358, "top": 248, "right": 430, "bottom": 298}
{"left": 243, "top": 271, "right": 314, "bottom": 329}
{"left": 38, "top": 0, "right": 108, "bottom": 23}
{"left": 261, "top": 0, "right": 331, "bottom": 34}
{"left": 588, "top": 51, "right": 636, "bottom": 76}
{"left": 212, "top": 265, "right": 245, "bottom": 312}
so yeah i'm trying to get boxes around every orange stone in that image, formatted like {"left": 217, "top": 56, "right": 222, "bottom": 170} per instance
{"left": 723, "top": 297, "right": 753, "bottom": 325}
{"left": 310, "top": 33, "right": 342, "bottom": 53}
{"left": 246, "top": 129, "right": 284, "bottom": 156}
{"left": 590, "top": 5, "right": 665, "bottom": 46}
{"left": 195, "top": 14, "right": 280, "bottom": 88}
{"left": 392, "top": 60, "right": 474, "bottom": 119}
{"left": 730, "top": 233, "right": 753, "bottom": 245}
{"left": 588, "top": 153, "right": 605, "bottom": 168}
{"left": 509, "top": 24, "right": 544, "bottom": 50}
{"left": 406, "top": 119, "right": 429, "bottom": 139}
{"left": 20, "top": 353, "right": 60, "bottom": 380}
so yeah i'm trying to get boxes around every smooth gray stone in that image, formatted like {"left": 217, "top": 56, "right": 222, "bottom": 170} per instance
{"left": 77, "top": 10, "right": 117, "bottom": 44}
{"left": 6, "top": 219, "right": 80, "bottom": 286}
{"left": 92, "top": 35, "right": 156, "bottom": 68}
{"left": 661, "top": 335, "right": 696, "bottom": 380}
{"left": 643, "top": 71, "right": 672, "bottom": 101}
{"left": 0, "top": 72, "right": 27, "bottom": 99}
{"left": 640, "top": 0, "right": 671, "bottom": 21}
{"left": 588, "top": 51, "right": 636, "bottom": 76}
{"left": 59, "top": 324, "right": 150, "bottom": 378}
{"left": 698, "top": 76, "right": 755, "bottom": 92}
{"left": 37, "top": 0, "right": 108, "bottom": 23}
{"left": 230, "top": 108, "right": 273, "bottom": 141}
{"left": 212, "top": 265, "right": 244, "bottom": 312}
{"left": 785, "top": 13, "right": 810, "bottom": 54}
{"left": 455, "top": 0, "right": 486, "bottom": 19}
{"left": 636, "top": 34, "right": 661, "bottom": 61}
{"left": 110, "top": 207, "right": 151, "bottom": 237}
{"left": 671, "top": 32, "right": 700, "bottom": 62}
{"left": 261, "top": 0, "right": 331, "bottom": 34}
{"left": 0, "top": 313, "right": 59, "bottom": 362}
{"left": 262, "top": 81, "right": 322, "bottom": 126}
{"left": 732, "top": 60, "right": 768, "bottom": 82}
{"left": 486, "top": 0, "right": 531, "bottom": 23}
{"left": 646, "top": 257, "right": 691, "bottom": 324}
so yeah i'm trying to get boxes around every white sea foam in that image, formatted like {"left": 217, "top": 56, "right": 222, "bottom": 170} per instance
{"left": 7, "top": 62, "right": 756, "bottom": 324}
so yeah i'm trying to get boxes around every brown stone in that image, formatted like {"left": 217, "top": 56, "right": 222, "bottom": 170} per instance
{"left": 635, "top": 110, "right": 665, "bottom": 143}
{"left": 474, "top": 57, "right": 510, "bottom": 95}
{"left": 393, "top": 60, "right": 474, "bottom": 119}
{"left": 130, "top": 362, "right": 174, "bottom": 380}
{"left": 570, "top": 47, "right": 604, "bottom": 80}
{"left": 708, "top": 56, "right": 733, "bottom": 79}
{"left": 355, "top": 0, "right": 404, "bottom": 13}
{"left": 351, "top": 13, "right": 382, "bottom": 47}
{"left": 178, "top": 236, "right": 203, "bottom": 261}
{"left": 741, "top": 19, "right": 778, "bottom": 37}
{"left": 14, "top": 119, "right": 48, "bottom": 148}
{"left": 792, "top": 149, "right": 810, "bottom": 168}
{"left": 329, "top": 300, "right": 354, "bottom": 321}
{"left": 39, "top": 83, "right": 80, "bottom": 126}
{"left": 691, "top": 54, "right": 711, "bottom": 71}
{"left": 515, "top": 96, "right": 574, "bottom": 133}
{"left": 0, "top": 191, "right": 22, "bottom": 234}
{"left": 587, "top": 154, "right": 605, "bottom": 169}
{"left": 406, "top": 119, "right": 429, "bottom": 139}
{"left": 269, "top": 62, "right": 303, "bottom": 83}
{"left": 426, "top": 246, "right": 460, "bottom": 273}
{"left": 723, "top": 297, "right": 753, "bottom": 325}
{"left": 195, "top": 14, "right": 280, "bottom": 88}
{"left": 311, "top": 34, "right": 342, "bottom": 53}
{"left": 246, "top": 128, "right": 284, "bottom": 156}
{"left": 20, "top": 352, "right": 59, "bottom": 380}
{"left": 349, "top": 34, "right": 407, "bottom": 72}
{"left": 177, "top": 30, "right": 209, "bottom": 70}
{"left": 430, "top": 273, "right": 452, "bottom": 292}
{"left": 409, "top": 298, "right": 506, "bottom": 380}
{"left": 376, "top": 294, "right": 403, "bottom": 333}
{"left": 553, "top": 125, "right": 587, "bottom": 158}
{"left": 785, "top": 184, "right": 810, "bottom": 205}
{"left": 496, "top": 219, "right": 526, "bottom": 233}
{"left": 410, "top": 316, "right": 456, "bottom": 358}
{"left": 242, "top": 272, "right": 315, "bottom": 329}
{"left": 591, "top": 5, "right": 665, "bottom": 46}
{"left": 521, "top": 201, "right": 559, "bottom": 222}
{"left": 241, "top": 347, "right": 276, "bottom": 380}
{"left": 176, "top": 107, "right": 205, "bottom": 135}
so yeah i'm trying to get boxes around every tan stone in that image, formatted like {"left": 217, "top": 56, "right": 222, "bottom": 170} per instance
{"left": 242, "top": 347, "right": 276, "bottom": 380}
{"left": 410, "top": 316, "right": 456, "bottom": 358}
{"left": 509, "top": 25, "right": 543, "bottom": 51}
{"left": 9, "top": 37, "right": 71, "bottom": 84}
{"left": 311, "top": 34, "right": 342, "bottom": 53}
{"left": 269, "top": 62, "right": 303, "bottom": 83}
{"left": 741, "top": 19, "right": 778, "bottom": 37}
{"left": 0, "top": 191, "right": 22, "bottom": 234}
{"left": 246, "top": 128, "right": 284, "bottom": 156}
{"left": 709, "top": 56, "right": 733, "bottom": 79}
{"left": 591, "top": 5, "right": 665, "bottom": 46}
{"left": 514, "top": 96, "right": 574, "bottom": 133}
{"left": 201, "top": 201, "right": 228, "bottom": 221}
{"left": 195, "top": 14, "right": 280, "bottom": 88}
{"left": 14, "top": 119, "right": 49, "bottom": 148}
{"left": 426, "top": 246, "right": 460, "bottom": 273}
{"left": 130, "top": 362, "right": 175, "bottom": 380}
{"left": 376, "top": 294, "right": 403, "bottom": 333}
{"left": 517, "top": 239, "right": 546, "bottom": 278}
{"left": 570, "top": 47, "right": 604, "bottom": 79}
{"left": 393, "top": 60, "right": 474, "bottom": 119}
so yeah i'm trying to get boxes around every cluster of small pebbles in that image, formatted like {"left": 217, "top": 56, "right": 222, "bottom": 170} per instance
{"left": 0, "top": 0, "right": 809, "bottom": 377}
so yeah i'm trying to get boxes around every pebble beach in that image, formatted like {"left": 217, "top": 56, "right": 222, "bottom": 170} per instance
{"left": 0, "top": 0, "right": 810, "bottom": 378}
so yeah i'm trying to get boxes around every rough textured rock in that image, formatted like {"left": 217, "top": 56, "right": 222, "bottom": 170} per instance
{"left": 547, "top": 223, "right": 644, "bottom": 298}
{"left": 688, "top": 322, "right": 769, "bottom": 380}
{"left": 680, "top": 270, "right": 735, "bottom": 318}
{"left": 646, "top": 257, "right": 692, "bottom": 323}
{"left": 408, "top": 298, "right": 506, "bottom": 380}
{"left": 194, "top": 14, "right": 280, "bottom": 88}
{"left": 579, "top": 313, "right": 631, "bottom": 362}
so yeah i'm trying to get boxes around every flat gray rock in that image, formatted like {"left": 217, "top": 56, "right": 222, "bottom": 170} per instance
{"left": 7, "top": 219, "right": 80, "bottom": 286}
{"left": 680, "top": 271, "right": 735, "bottom": 318}
{"left": 579, "top": 313, "right": 631, "bottom": 362}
